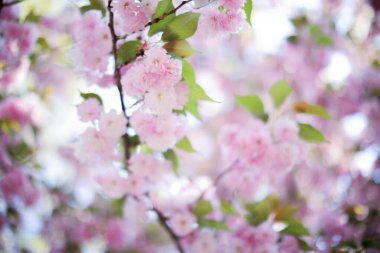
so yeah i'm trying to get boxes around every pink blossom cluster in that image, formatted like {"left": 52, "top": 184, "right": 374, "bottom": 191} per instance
{"left": 0, "top": 6, "right": 37, "bottom": 87}
{"left": 76, "top": 98, "right": 126, "bottom": 164}
{"left": 198, "top": 0, "right": 246, "bottom": 36}
{"left": 71, "top": 11, "right": 113, "bottom": 86}
{"left": 123, "top": 47, "right": 188, "bottom": 151}
{"left": 113, "top": 0, "right": 158, "bottom": 34}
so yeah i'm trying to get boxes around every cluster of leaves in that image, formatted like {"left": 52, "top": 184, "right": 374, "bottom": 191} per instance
{"left": 237, "top": 80, "right": 330, "bottom": 143}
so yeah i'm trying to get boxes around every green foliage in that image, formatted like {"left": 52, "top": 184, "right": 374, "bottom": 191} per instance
{"left": 80, "top": 0, "right": 106, "bottom": 16}
{"left": 298, "top": 123, "right": 325, "bottom": 143}
{"left": 182, "top": 60, "right": 214, "bottom": 102}
{"left": 280, "top": 218, "right": 310, "bottom": 236}
{"left": 8, "top": 142, "right": 34, "bottom": 163}
{"left": 243, "top": 0, "right": 253, "bottom": 25}
{"left": 298, "top": 239, "right": 313, "bottom": 251}
{"left": 23, "top": 11, "right": 40, "bottom": 23}
{"left": 163, "top": 40, "right": 197, "bottom": 58}
{"left": 236, "top": 95, "right": 268, "bottom": 121}
{"left": 184, "top": 100, "right": 201, "bottom": 120}
{"left": 80, "top": 92, "right": 103, "bottom": 105}
{"left": 176, "top": 136, "right": 196, "bottom": 153}
{"left": 245, "top": 196, "right": 280, "bottom": 226}
{"left": 198, "top": 219, "right": 229, "bottom": 230}
{"left": 164, "top": 149, "right": 179, "bottom": 174}
{"left": 309, "top": 24, "right": 333, "bottom": 46}
{"left": 116, "top": 40, "right": 142, "bottom": 65}
{"left": 269, "top": 80, "right": 293, "bottom": 108}
{"left": 294, "top": 101, "right": 331, "bottom": 119}
{"left": 221, "top": 200, "right": 238, "bottom": 215}
{"left": 162, "top": 12, "right": 200, "bottom": 41}
{"left": 194, "top": 199, "right": 213, "bottom": 217}
{"left": 148, "top": 0, "right": 175, "bottom": 36}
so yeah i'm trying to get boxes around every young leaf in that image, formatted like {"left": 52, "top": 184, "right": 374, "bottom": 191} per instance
{"left": 176, "top": 136, "right": 196, "bottom": 153}
{"left": 298, "top": 239, "right": 313, "bottom": 251}
{"left": 164, "top": 149, "right": 179, "bottom": 174}
{"left": 245, "top": 196, "right": 280, "bottom": 226}
{"left": 80, "top": 0, "right": 106, "bottom": 16}
{"left": 148, "top": 0, "right": 175, "bottom": 36}
{"left": 309, "top": 24, "right": 333, "bottom": 46}
{"left": 221, "top": 200, "right": 238, "bottom": 215}
{"left": 182, "top": 60, "right": 215, "bottom": 102}
{"left": 294, "top": 101, "right": 331, "bottom": 119}
{"left": 243, "top": 0, "right": 253, "bottom": 25}
{"left": 163, "top": 40, "right": 197, "bottom": 58}
{"left": 280, "top": 218, "right": 310, "bottom": 236}
{"left": 184, "top": 100, "right": 202, "bottom": 120}
{"left": 194, "top": 199, "right": 213, "bottom": 217}
{"left": 117, "top": 41, "right": 142, "bottom": 65}
{"left": 162, "top": 12, "right": 200, "bottom": 41}
{"left": 270, "top": 80, "right": 292, "bottom": 108}
{"left": 236, "top": 95, "right": 268, "bottom": 121}
{"left": 298, "top": 123, "right": 325, "bottom": 143}
{"left": 80, "top": 92, "right": 103, "bottom": 105}
{"left": 198, "top": 219, "right": 229, "bottom": 230}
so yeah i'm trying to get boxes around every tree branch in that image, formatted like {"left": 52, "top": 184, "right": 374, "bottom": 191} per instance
{"left": 196, "top": 159, "right": 240, "bottom": 202}
{"left": 0, "top": 0, "right": 24, "bottom": 14}
{"left": 153, "top": 206, "right": 185, "bottom": 253}
{"left": 107, "top": 0, "right": 130, "bottom": 161}
{"left": 117, "top": 0, "right": 193, "bottom": 40}
{"left": 107, "top": 1, "right": 185, "bottom": 252}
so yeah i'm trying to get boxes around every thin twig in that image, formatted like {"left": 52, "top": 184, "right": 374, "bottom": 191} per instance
{"left": 153, "top": 206, "right": 185, "bottom": 253}
{"left": 196, "top": 159, "right": 240, "bottom": 202}
{"left": 117, "top": 0, "right": 193, "bottom": 40}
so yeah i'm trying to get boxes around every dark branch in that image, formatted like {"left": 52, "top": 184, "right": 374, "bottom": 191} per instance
{"left": 107, "top": 0, "right": 130, "bottom": 160}
{"left": 0, "top": 0, "right": 24, "bottom": 14}
{"left": 153, "top": 206, "right": 185, "bottom": 253}
{"left": 196, "top": 159, "right": 240, "bottom": 202}
{"left": 117, "top": 0, "right": 193, "bottom": 40}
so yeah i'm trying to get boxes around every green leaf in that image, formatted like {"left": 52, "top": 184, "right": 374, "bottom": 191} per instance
{"left": 270, "top": 80, "right": 293, "bottom": 108}
{"left": 80, "top": 92, "right": 103, "bottom": 105}
{"left": 245, "top": 196, "right": 280, "bottom": 226}
{"left": 148, "top": 0, "right": 175, "bottom": 36}
{"left": 162, "top": 12, "right": 200, "bottom": 41}
{"left": 184, "top": 100, "right": 201, "bottom": 120}
{"left": 243, "top": 0, "right": 253, "bottom": 25}
{"left": 176, "top": 136, "right": 196, "bottom": 153}
{"left": 294, "top": 101, "right": 330, "bottom": 119}
{"left": 182, "top": 60, "right": 215, "bottom": 102}
{"left": 309, "top": 24, "right": 333, "bottom": 46}
{"left": 221, "top": 200, "right": 238, "bottom": 215}
{"left": 198, "top": 219, "right": 229, "bottom": 230}
{"left": 298, "top": 239, "right": 313, "bottom": 251}
{"left": 80, "top": 0, "right": 106, "bottom": 16}
{"left": 164, "top": 149, "right": 179, "bottom": 174}
{"left": 298, "top": 123, "right": 325, "bottom": 143}
{"left": 274, "top": 204, "right": 298, "bottom": 221}
{"left": 117, "top": 41, "right": 142, "bottom": 65}
{"left": 280, "top": 218, "right": 310, "bottom": 236}
{"left": 182, "top": 59, "right": 196, "bottom": 83}
{"left": 163, "top": 40, "right": 197, "bottom": 58}
{"left": 23, "top": 11, "right": 40, "bottom": 23}
{"left": 236, "top": 95, "right": 268, "bottom": 121}
{"left": 8, "top": 142, "right": 34, "bottom": 163}
{"left": 194, "top": 200, "right": 213, "bottom": 217}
